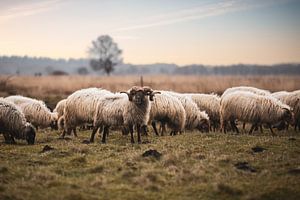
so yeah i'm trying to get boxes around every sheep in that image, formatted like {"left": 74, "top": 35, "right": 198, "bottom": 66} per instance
{"left": 220, "top": 91, "right": 293, "bottom": 134}
{"left": 162, "top": 91, "right": 210, "bottom": 133}
{"left": 92, "top": 86, "right": 160, "bottom": 143}
{"left": 222, "top": 86, "right": 271, "bottom": 97}
{"left": 222, "top": 86, "right": 271, "bottom": 131}
{"left": 53, "top": 99, "right": 66, "bottom": 130}
{"left": 62, "top": 88, "right": 113, "bottom": 138}
{"left": 186, "top": 93, "right": 220, "bottom": 131}
{"left": 0, "top": 98, "right": 36, "bottom": 144}
{"left": 148, "top": 92, "right": 186, "bottom": 136}
{"left": 5, "top": 95, "right": 58, "bottom": 129}
{"left": 271, "top": 90, "right": 300, "bottom": 131}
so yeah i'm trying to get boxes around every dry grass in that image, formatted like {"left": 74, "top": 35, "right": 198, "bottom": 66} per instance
{"left": 0, "top": 129, "right": 299, "bottom": 200}
{"left": 0, "top": 75, "right": 299, "bottom": 109}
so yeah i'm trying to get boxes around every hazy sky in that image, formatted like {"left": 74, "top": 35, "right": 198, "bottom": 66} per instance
{"left": 0, "top": 0, "right": 299, "bottom": 65}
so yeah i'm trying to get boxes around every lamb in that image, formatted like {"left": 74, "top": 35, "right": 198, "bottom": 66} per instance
{"left": 271, "top": 90, "right": 300, "bottom": 131}
{"left": 148, "top": 92, "right": 186, "bottom": 136}
{"left": 220, "top": 91, "right": 293, "bottom": 134}
{"left": 162, "top": 91, "right": 210, "bottom": 133}
{"left": 222, "top": 86, "right": 270, "bottom": 97}
{"left": 92, "top": 86, "right": 160, "bottom": 143}
{"left": 62, "top": 88, "right": 112, "bottom": 137}
{"left": 0, "top": 98, "right": 36, "bottom": 144}
{"left": 186, "top": 93, "right": 220, "bottom": 131}
{"left": 5, "top": 95, "right": 58, "bottom": 129}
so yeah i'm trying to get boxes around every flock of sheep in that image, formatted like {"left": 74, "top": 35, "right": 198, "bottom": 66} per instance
{"left": 0, "top": 86, "right": 299, "bottom": 145}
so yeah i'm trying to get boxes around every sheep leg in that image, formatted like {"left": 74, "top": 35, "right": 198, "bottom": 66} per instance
{"left": 161, "top": 122, "right": 167, "bottom": 135}
{"left": 259, "top": 125, "right": 263, "bottom": 133}
{"left": 60, "top": 129, "right": 67, "bottom": 138}
{"left": 3, "top": 134, "right": 15, "bottom": 144}
{"left": 151, "top": 121, "right": 159, "bottom": 136}
{"left": 268, "top": 124, "right": 275, "bottom": 135}
{"left": 222, "top": 120, "right": 227, "bottom": 134}
{"left": 136, "top": 124, "right": 142, "bottom": 144}
{"left": 73, "top": 128, "right": 78, "bottom": 137}
{"left": 89, "top": 126, "right": 99, "bottom": 143}
{"left": 141, "top": 125, "right": 148, "bottom": 136}
{"left": 242, "top": 122, "right": 246, "bottom": 130}
{"left": 129, "top": 125, "right": 135, "bottom": 144}
{"left": 101, "top": 126, "right": 109, "bottom": 143}
{"left": 249, "top": 124, "right": 256, "bottom": 134}
{"left": 230, "top": 120, "right": 239, "bottom": 134}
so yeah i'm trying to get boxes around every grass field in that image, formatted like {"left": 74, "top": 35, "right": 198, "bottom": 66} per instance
{"left": 0, "top": 129, "right": 299, "bottom": 200}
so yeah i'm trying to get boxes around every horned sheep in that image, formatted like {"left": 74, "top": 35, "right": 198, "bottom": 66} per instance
{"left": 92, "top": 86, "right": 160, "bottom": 143}
{"left": 220, "top": 91, "right": 293, "bottom": 134}
{"left": 0, "top": 98, "right": 36, "bottom": 144}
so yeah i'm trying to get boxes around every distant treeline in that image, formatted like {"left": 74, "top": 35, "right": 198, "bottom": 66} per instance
{"left": 0, "top": 55, "right": 299, "bottom": 75}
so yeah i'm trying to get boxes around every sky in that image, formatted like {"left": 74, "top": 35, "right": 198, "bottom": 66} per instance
{"left": 0, "top": 0, "right": 299, "bottom": 65}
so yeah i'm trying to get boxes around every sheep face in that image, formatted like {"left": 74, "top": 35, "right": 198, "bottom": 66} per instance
{"left": 131, "top": 89, "right": 147, "bottom": 105}
{"left": 50, "top": 120, "right": 58, "bottom": 130}
{"left": 281, "top": 108, "right": 294, "bottom": 124}
{"left": 24, "top": 124, "right": 36, "bottom": 145}
{"left": 121, "top": 86, "right": 160, "bottom": 104}
{"left": 50, "top": 113, "right": 58, "bottom": 130}
{"left": 197, "top": 119, "right": 210, "bottom": 133}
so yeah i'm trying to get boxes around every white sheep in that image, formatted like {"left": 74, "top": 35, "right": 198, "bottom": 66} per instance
{"left": 92, "top": 86, "right": 159, "bottom": 143}
{"left": 272, "top": 90, "right": 300, "bottom": 131}
{"left": 222, "top": 86, "right": 270, "bottom": 97}
{"left": 222, "top": 86, "right": 271, "bottom": 131}
{"left": 186, "top": 93, "right": 220, "bottom": 131}
{"left": 62, "top": 88, "right": 112, "bottom": 138}
{"left": 53, "top": 99, "right": 66, "bottom": 130}
{"left": 162, "top": 91, "right": 210, "bottom": 133}
{"left": 5, "top": 95, "right": 58, "bottom": 129}
{"left": 0, "top": 98, "right": 36, "bottom": 144}
{"left": 220, "top": 91, "right": 292, "bottom": 134}
{"left": 149, "top": 92, "right": 186, "bottom": 136}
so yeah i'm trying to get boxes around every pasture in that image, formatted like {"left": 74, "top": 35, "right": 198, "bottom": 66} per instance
{"left": 0, "top": 129, "right": 299, "bottom": 200}
{"left": 0, "top": 75, "right": 300, "bottom": 200}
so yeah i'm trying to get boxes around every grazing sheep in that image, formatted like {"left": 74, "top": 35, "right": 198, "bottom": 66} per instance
{"left": 162, "top": 91, "right": 210, "bottom": 133}
{"left": 149, "top": 92, "right": 186, "bottom": 136}
{"left": 220, "top": 91, "right": 293, "bottom": 134}
{"left": 222, "top": 86, "right": 270, "bottom": 97}
{"left": 92, "top": 86, "right": 160, "bottom": 143}
{"left": 53, "top": 99, "right": 66, "bottom": 130}
{"left": 222, "top": 86, "right": 271, "bottom": 131}
{"left": 272, "top": 90, "right": 300, "bottom": 131}
{"left": 186, "top": 93, "right": 220, "bottom": 131}
{"left": 5, "top": 95, "right": 58, "bottom": 129}
{"left": 63, "top": 88, "right": 112, "bottom": 138}
{"left": 0, "top": 98, "right": 36, "bottom": 144}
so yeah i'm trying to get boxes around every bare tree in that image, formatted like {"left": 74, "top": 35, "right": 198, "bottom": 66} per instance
{"left": 88, "top": 35, "right": 122, "bottom": 75}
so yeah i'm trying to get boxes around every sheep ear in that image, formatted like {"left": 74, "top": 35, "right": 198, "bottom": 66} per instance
{"left": 120, "top": 91, "right": 133, "bottom": 101}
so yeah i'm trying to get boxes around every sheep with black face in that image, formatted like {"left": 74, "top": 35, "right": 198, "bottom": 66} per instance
{"left": 92, "top": 86, "right": 160, "bottom": 143}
